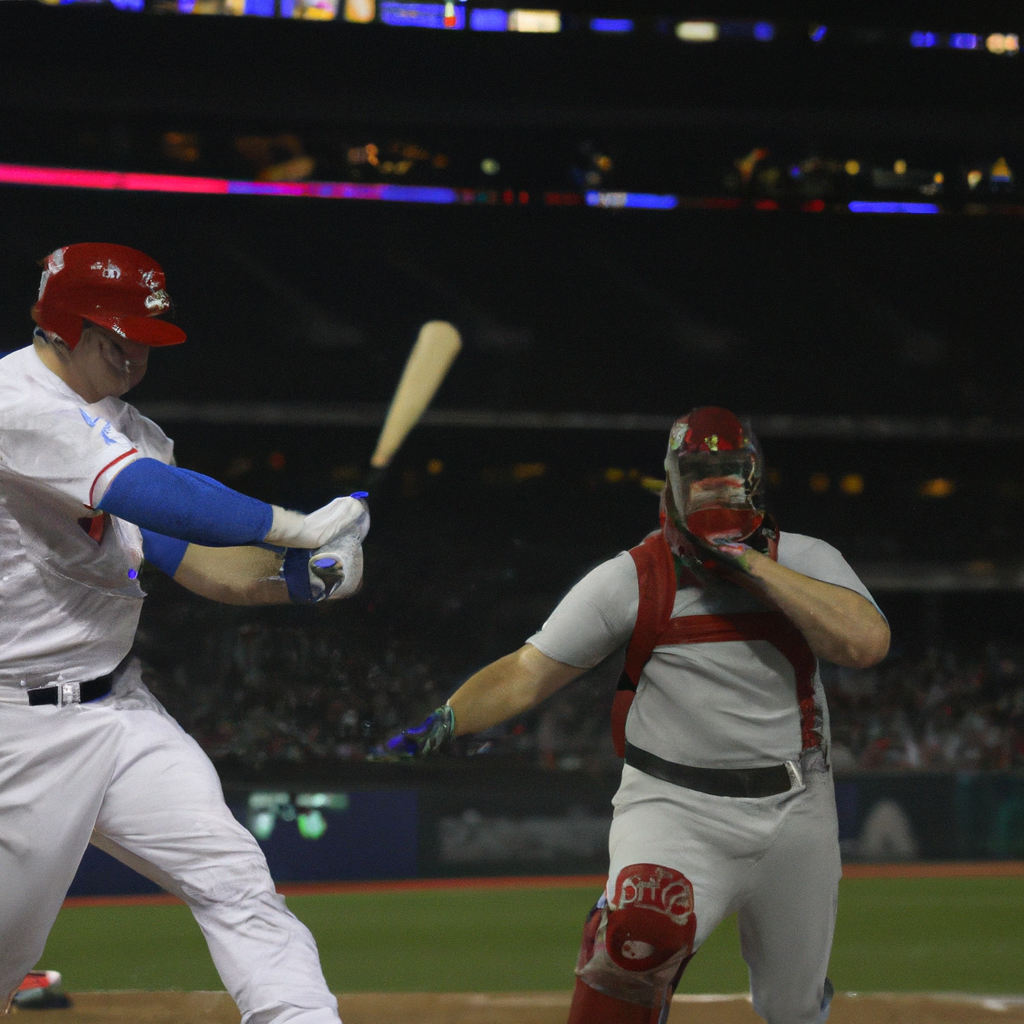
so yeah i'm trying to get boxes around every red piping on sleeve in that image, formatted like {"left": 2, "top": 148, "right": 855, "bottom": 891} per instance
{"left": 87, "top": 448, "right": 138, "bottom": 508}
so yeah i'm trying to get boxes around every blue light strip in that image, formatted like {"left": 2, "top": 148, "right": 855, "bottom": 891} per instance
{"left": 586, "top": 191, "right": 679, "bottom": 209}
{"left": 0, "top": 161, "right": 1001, "bottom": 216}
{"left": 228, "top": 181, "right": 461, "bottom": 204}
{"left": 590, "top": 17, "right": 633, "bottom": 33}
{"left": 379, "top": 2, "right": 465, "bottom": 29}
{"left": 848, "top": 201, "right": 940, "bottom": 214}
{"left": 469, "top": 7, "right": 507, "bottom": 30}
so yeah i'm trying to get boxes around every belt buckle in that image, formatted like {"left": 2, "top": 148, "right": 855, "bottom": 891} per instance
{"left": 31, "top": 682, "right": 82, "bottom": 706}
{"left": 784, "top": 759, "right": 804, "bottom": 789}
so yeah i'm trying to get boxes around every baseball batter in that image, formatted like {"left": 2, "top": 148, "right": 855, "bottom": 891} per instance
{"left": 388, "top": 407, "right": 890, "bottom": 1024}
{"left": 0, "top": 243, "right": 371, "bottom": 1021}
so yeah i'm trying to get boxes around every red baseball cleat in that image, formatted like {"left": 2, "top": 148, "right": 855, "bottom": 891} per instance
{"left": 12, "top": 971, "right": 71, "bottom": 1010}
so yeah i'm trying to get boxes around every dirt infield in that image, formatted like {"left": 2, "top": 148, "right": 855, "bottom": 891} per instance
{"left": 13, "top": 992, "right": 1024, "bottom": 1024}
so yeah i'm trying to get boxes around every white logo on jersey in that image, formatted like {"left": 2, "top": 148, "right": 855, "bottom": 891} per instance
{"left": 79, "top": 409, "right": 130, "bottom": 447}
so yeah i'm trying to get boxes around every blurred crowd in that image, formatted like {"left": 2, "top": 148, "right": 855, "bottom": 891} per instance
{"left": 136, "top": 602, "right": 452, "bottom": 771}
{"left": 823, "top": 646, "right": 1024, "bottom": 773}
{"left": 135, "top": 579, "right": 1024, "bottom": 774}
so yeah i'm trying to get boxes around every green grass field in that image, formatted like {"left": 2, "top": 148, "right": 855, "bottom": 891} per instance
{"left": 39, "top": 877, "right": 1024, "bottom": 995}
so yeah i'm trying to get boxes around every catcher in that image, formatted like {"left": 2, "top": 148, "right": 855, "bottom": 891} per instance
{"left": 388, "top": 406, "right": 889, "bottom": 1024}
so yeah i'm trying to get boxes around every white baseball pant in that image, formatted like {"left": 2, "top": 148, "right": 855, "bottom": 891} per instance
{"left": 0, "top": 663, "right": 340, "bottom": 1024}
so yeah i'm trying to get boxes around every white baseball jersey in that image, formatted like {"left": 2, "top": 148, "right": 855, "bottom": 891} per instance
{"left": 0, "top": 345, "right": 172, "bottom": 690}
{"left": 0, "top": 342, "right": 341, "bottom": 1023}
{"left": 527, "top": 533, "right": 878, "bottom": 768}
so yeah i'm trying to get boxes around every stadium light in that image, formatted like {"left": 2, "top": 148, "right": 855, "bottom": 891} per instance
{"left": 675, "top": 20, "right": 718, "bottom": 42}
{"left": 507, "top": 9, "right": 560, "bottom": 32}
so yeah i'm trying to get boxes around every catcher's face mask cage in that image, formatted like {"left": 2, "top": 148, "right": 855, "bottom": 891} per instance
{"left": 664, "top": 407, "right": 765, "bottom": 543}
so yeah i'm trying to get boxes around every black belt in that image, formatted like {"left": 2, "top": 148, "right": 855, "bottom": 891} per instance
{"left": 27, "top": 672, "right": 115, "bottom": 706}
{"left": 624, "top": 741, "right": 799, "bottom": 798}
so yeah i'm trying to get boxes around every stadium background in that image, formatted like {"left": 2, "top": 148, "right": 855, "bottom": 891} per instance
{"left": 1, "top": 0, "right": 1022, "bottom": 1016}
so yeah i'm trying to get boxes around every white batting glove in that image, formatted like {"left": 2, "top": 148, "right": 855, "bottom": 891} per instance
{"left": 279, "top": 494, "right": 370, "bottom": 603}
{"left": 264, "top": 494, "right": 367, "bottom": 550}
{"left": 306, "top": 499, "right": 371, "bottom": 601}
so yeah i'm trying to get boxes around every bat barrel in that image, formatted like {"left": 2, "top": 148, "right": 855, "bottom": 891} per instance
{"left": 369, "top": 320, "right": 462, "bottom": 471}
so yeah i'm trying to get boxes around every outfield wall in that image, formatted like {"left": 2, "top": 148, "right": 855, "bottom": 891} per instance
{"left": 67, "top": 764, "right": 1024, "bottom": 896}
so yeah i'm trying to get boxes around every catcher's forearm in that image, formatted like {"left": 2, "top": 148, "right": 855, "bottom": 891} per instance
{"left": 743, "top": 552, "right": 889, "bottom": 668}
{"left": 447, "top": 645, "right": 582, "bottom": 736}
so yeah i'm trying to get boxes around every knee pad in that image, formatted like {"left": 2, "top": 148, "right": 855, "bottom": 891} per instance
{"left": 575, "top": 864, "right": 696, "bottom": 1012}
{"left": 606, "top": 863, "right": 696, "bottom": 972}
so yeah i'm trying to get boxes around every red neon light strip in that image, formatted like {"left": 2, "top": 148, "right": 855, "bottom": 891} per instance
{"left": 0, "top": 163, "right": 228, "bottom": 193}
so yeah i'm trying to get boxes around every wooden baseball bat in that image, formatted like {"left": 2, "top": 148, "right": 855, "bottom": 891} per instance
{"left": 369, "top": 320, "right": 462, "bottom": 470}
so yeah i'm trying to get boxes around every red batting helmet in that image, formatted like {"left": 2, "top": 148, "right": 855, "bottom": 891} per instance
{"left": 31, "top": 243, "right": 186, "bottom": 349}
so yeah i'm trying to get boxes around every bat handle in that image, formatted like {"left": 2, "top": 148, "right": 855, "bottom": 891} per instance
{"left": 310, "top": 556, "right": 344, "bottom": 582}
{"left": 360, "top": 465, "right": 389, "bottom": 495}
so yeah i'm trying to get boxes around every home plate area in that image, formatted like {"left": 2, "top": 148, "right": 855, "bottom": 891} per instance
{"left": 10, "top": 992, "right": 1024, "bottom": 1024}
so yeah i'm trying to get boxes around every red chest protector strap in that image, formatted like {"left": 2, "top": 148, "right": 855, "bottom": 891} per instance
{"left": 612, "top": 532, "right": 678, "bottom": 758}
{"left": 612, "top": 531, "right": 818, "bottom": 758}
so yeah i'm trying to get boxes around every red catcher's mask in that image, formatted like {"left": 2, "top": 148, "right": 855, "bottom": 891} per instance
{"left": 663, "top": 406, "right": 765, "bottom": 544}
{"left": 31, "top": 243, "right": 186, "bottom": 350}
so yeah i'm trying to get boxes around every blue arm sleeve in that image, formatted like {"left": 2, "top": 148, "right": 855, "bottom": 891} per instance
{"left": 141, "top": 529, "right": 189, "bottom": 577}
{"left": 97, "top": 458, "right": 274, "bottom": 547}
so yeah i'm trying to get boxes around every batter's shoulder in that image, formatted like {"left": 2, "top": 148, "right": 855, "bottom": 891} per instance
{"left": 0, "top": 346, "right": 35, "bottom": 395}
{"left": 0, "top": 351, "right": 58, "bottom": 423}
{"left": 107, "top": 399, "right": 175, "bottom": 462}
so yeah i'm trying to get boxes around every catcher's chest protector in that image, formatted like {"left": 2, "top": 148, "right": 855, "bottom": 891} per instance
{"left": 611, "top": 531, "right": 819, "bottom": 759}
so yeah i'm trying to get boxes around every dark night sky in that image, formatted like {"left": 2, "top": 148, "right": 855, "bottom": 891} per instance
{"left": 2, "top": 1, "right": 1024, "bottom": 419}
{"left": 2, "top": 0, "right": 1024, "bottom": 573}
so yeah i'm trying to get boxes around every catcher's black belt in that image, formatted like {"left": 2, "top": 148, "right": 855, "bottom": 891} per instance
{"left": 624, "top": 741, "right": 800, "bottom": 798}
{"left": 27, "top": 672, "right": 115, "bottom": 707}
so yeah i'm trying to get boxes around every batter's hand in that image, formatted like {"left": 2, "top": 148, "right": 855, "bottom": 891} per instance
{"left": 279, "top": 494, "right": 370, "bottom": 602}
{"left": 264, "top": 494, "right": 368, "bottom": 550}
{"left": 306, "top": 496, "right": 371, "bottom": 601}
{"left": 382, "top": 705, "right": 456, "bottom": 758}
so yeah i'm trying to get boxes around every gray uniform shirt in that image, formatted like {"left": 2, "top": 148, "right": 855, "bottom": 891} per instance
{"left": 526, "top": 533, "right": 879, "bottom": 769}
